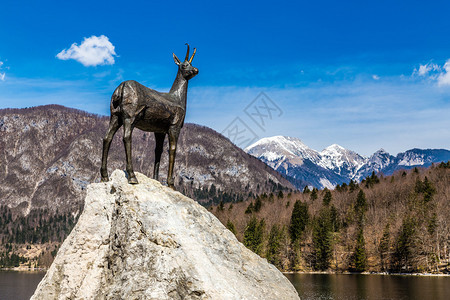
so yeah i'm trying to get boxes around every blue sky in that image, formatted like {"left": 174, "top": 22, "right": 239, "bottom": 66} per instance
{"left": 1, "top": 0, "right": 449, "bottom": 156}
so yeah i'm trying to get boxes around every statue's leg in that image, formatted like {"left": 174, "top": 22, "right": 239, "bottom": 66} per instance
{"left": 153, "top": 132, "right": 165, "bottom": 181}
{"left": 123, "top": 118, "right": 138, "bottom": 184}
{"left": 100, "top": 115, "right": 121, "bottom": 182}
{"left": 167, "top": 127, "right": 180, "bottom": 190}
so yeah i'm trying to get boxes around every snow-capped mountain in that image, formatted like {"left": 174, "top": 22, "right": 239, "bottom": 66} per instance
{"left": 245, "top": 136, "right": 320, "bottom": 169}
{"left": 245, "top": 136, "right": 335, "bottom": 188}
{"left": 353, "top": 149, "right": 395, "bottom": 180}
{"left": 245, "top": 136, "right": 450, "bottom": 189}
{"left": 318, "top": 144, "right": 366, "bottom": 179}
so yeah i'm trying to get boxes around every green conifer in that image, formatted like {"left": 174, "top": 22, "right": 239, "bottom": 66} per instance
{"left": 289, "top": 201, "right": 309, "bottom": 244}
{"left": 226, "top": 219, "right": 236, "bottom": 235}
{"left": 322, "top": 189, "right": 332, "bottom": 206}
{"left": 312, "top": 209, "right": 333, "bottom": 270}
{"left": 353, "top": 227, "right": 367, "bottom": 272}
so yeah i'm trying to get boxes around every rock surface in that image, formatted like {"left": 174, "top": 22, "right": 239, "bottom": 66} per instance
{"left": 31, "top": 170, "right": 300, "bottom": 300}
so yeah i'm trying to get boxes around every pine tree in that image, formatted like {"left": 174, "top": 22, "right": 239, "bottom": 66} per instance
{"left": 422, "top": 177, "right": 436, "bottom": 203}
{"left": 310, "top": 188, "right": 318, "bottom": 201}
{"left": 266, "top": 224, "right": 283, "bottom": 268}
{"left": 329, "top": 205, "right": 339, "bottom": 232}
{"left": 414, "top": 176, "right": 436, "bottom": 203}
{"left": 245, "top": 202, "right": 254, "bottom": 214}
{"left": 364, "top": 171, "right": 380, "bottom": 188}
{"left": 303, "top": 186, "right": 310, "bottom": 194}
{"left": 349, "top": 180, "right": 358, "bottom": 192}
{"left": 243, "top": 217, "right": 265, "bottom": 255}
{"left": 226, "top": 219, "right": 236, "bottom": 235}
{"left": 254, "top": 197, "right": 262, "bottom": 212}
{"left": 312, "top": 209, "right": 333, "bottom": 270}
{"left": 355, "top": 190, "right": 367, "bottom": 215}
{"left": 218, "top": 201, "right": 224, "bottom": 211}
{"left": 394, "top": 216, "right": 417, "bottom": 271}
{"left": 322, "top": 189, "right": 332, "bottom": 206}
{"left": 353, "top": 227, "right": 367, "bottom": 272}
{"left": 289, "top": 201, "right": 309, "bottom": 244}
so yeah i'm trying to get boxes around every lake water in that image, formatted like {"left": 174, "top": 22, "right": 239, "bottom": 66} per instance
{"left": 285, "top": 273, "right": 450, "bottom": 300}
{"left": 0, "top": 271, "right": 45, "bottom": 300}
{"left": 1, "top": 271, "right": 449, "bottom": 299}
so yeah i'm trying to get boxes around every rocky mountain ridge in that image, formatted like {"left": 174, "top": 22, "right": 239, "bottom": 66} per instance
{"left": 245, "top": 136, "right": 450, "bottom": 189}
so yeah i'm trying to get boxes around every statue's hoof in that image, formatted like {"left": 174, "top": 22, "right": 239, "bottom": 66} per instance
{"left": 128, "top": 176, "right": 139, "bottom": 184}
{"left": 101, "top": 177, "right": 109, "bottom": 182}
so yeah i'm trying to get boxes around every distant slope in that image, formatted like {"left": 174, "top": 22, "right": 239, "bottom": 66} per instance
{"left": 245, "top": 136, "right": 450, "bottom": 189}
{"left": 0, "top": 105, "right": 293, "bottom": 216}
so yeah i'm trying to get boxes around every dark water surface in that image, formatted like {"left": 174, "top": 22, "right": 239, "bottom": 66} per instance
{"left": 0, "top": 271, "right": 45, "bottom": 300}
{"left": 285, "top": 273, "right": 450, "bottom": 300}
{"left": 1, "top": 271, "right": 450, "bottom": 299}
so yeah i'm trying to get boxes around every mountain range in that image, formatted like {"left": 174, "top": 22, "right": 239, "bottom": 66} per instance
{"left": 1, "top": 105, "right": 448, "bottom": 216}
{"left": 0, "top": 105, "right": 293, "bottom": 216}
{"left": 245, "top": 136, "right": 450, "bottom": 189}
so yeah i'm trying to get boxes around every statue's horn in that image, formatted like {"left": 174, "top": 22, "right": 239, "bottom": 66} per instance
{"left": 188, "top": 48, "right": 196, "bottom": 63}
{"left": 185, "top": 43, "right": 190, "bottom": 61}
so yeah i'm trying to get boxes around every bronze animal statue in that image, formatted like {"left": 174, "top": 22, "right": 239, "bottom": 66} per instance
{"left": 100, "top": 44, "right": 198, "bottom": 189}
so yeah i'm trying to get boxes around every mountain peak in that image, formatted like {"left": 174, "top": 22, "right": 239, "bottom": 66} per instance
{"left": 322, "top": 144, "right": 346, "bottom": 153}
{"left": 245, "top": 135, "right": 307, "bottom": 152}
{"left": 245, "top": 135, "right": 319, "bottom": 164}
{"left": 373, "top": 148, "right": 389, "bottom": 156}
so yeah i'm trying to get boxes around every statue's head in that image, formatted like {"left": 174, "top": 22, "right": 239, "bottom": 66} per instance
{"left": 173, "top": 44, "right": 198, "bottom": 80}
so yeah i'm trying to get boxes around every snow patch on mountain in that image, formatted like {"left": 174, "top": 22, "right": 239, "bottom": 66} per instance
{"left": 319, "top": 178, "right": 334, "bottom": 190}
{"left": 245, "top": 136, "right": 450, "bottom": 189}
{"left": 398, "top": 154, "right": 425, "bottom": 166}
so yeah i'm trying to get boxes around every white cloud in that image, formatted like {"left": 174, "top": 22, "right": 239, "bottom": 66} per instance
{"left": 56, "top": 35, "right": 117, "bottom": 67}
{"left": 437, "top": 60, "right": 450, "bottom": 86}
{"left": 372, "top": 74, "right": 380, "bottom": 80}
{"left": 415, "top": 63, "right": 440, "bottom": 76}
{"left": 413, "top": 60, "right": 450, "bottom": 86}
{"left": 0, "top": 61, "right": 5, "bottom": 81}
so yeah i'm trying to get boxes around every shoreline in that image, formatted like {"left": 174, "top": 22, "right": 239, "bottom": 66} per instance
{"left": 2, "top": 268, "right": 448, "bottom": 277}
{"left": 0, "top": 267, "right": 47, "bottom": 272}
{"left": 283, "top": 271, "right": 450, "bottom": 277}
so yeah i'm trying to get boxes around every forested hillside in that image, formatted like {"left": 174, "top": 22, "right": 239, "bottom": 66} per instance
{"left": 212, "top": 162, "right": 450, "bottom": 273}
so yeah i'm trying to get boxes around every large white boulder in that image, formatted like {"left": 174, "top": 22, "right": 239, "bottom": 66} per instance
{"left": 32, "top": 170, "right": 300, "bottom": 299}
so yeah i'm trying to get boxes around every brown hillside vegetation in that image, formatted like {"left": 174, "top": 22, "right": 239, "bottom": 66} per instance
{"left": 212, "top": 163, "right": 450, "bottom": 273}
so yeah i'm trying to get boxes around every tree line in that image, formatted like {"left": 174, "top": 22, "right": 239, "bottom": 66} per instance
{"left": 0, "top": 206, "right": 80, "bottom": 268}
{"left": 214, "top": 162, "right": 450, "bottom": 273}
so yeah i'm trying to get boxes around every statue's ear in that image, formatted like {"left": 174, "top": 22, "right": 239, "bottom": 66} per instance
{"left": 173, "top": 53, "right": 181, "bottom": 65}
